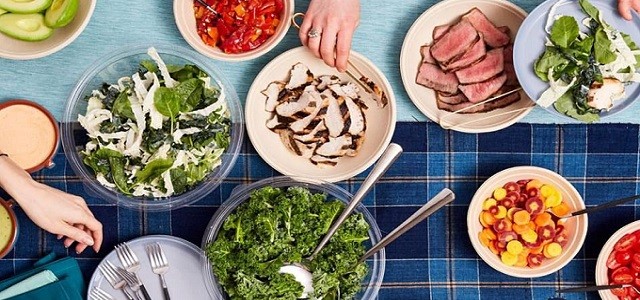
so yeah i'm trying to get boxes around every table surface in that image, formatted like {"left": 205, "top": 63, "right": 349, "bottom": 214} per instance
{"left": 3, "top": 121, "right": 640, "bottom": 300}
{"left": 1, "top": 1, "right": 640, "bottom": 300}
{"left": 1, "top": 0, "right": 640, "bottom": 124}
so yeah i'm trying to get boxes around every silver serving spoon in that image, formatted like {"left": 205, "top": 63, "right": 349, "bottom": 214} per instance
{"left": 322, "top": 188, "right": 455, "bottom": 300}
{"left": 279, "top": 143, "right": 403, "bottom": 297}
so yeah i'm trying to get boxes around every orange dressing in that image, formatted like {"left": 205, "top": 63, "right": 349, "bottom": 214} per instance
{"left": 0, "top": 104, "right": 56, "bottom": 170}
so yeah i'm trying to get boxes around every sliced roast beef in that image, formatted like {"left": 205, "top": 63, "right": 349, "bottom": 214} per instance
{"left": 421, "top": 45, "right": 436, "bottom": 64}
{"left": 436, "top": 92, "right": 468, "bottom": 105}
{"left": 455, "top": 47, "right": 504, "bottom": 84}
{"left": 504, "top": 61, "right": 518, "bottom": 86}
{"left": 441, "top": 37, "right": 486, "bottom": 71}
{"left": 503, "top": 44, "right": 513, "bottom": 63}
{"left": 498, "top": 26, "right": 510, "bottom": 36}
{"left": 459, "top": 73, "right": 507, "bottom": 102}
{"left": 432, "top": 24, "right": 451, "bottom": 40}
{"left": 484, "top": 89, "right": 521, "bottom": 111}
{"left": 416, "top": 63, "right": 459, "bottom": 94}
{"left": 430, "top": 20, "right": 478, "bottom": 63}
{"left": 462, "top": 8, "right": 510, "bottom": 48}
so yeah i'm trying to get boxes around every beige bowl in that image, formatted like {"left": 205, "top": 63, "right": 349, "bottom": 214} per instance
{"left": 0, "top": 0, "right": 96, "bottom": 60}
{"left": 245, "top": 46, "right": 396, "bottom": 183}
{"left": 596, "top": 220, "right": 640, "bottom": 299}
{"left": 173, "top": 0, "right": 294, "bottom": 61}
{"left": 467, "top": 166, "right": 588, "bottom": 278}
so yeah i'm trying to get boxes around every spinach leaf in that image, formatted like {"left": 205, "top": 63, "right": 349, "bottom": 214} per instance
{"left": 534, "top": 47, "right": 570, "bottom": 81}
{"left": 174, "top": 78, "right": 204, "bottom": 112}
{"left": 554, "top": 91, "right": 600, "bottom": 123}
{"left": 550, "top": 16, "right": 579, "bottom": 48}
{"left": 202, "top": 87, "right": 220, "bottom": 108}
{"left": 168, "top": 64, "right": 206, "bottom": 82}
{"left": 594, "top": 27, "right": 617, "bottom": 64}
{"left": 94, "top": 147, "right": 124, "bottom": 158}
{"left": 579, "top": 0, "right": 602, "bottom": 23}
{"left": 154, "top": 87, "right": 181, "bottom": 120}
{"left": 112, "top": 88, "right": 135, "bottom": 120}
{"left": 572, "top": 35, "right": 595, "bottom": 55}
{"left": 140, "top": 60, "right": 158, "bottom": 73}
{"left": 135, "top": 158, "right": 174, "bottom": 184}
{"left": 108, "top": 156, "right": 131, "bottom": 195}
{"left": 170, "top": 168, "right": 188, "bottom": 194}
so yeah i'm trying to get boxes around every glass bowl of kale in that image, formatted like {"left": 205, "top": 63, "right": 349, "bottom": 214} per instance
{"left": 61, "top": 45, "right": 243, "bottom": 211}
{"left": 201, "top": 176, "right": 385, "bottom": 300}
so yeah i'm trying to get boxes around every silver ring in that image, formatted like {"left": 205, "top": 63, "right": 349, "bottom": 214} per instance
{"left": 308, "top": 28, "right": 321, "bottom": 38}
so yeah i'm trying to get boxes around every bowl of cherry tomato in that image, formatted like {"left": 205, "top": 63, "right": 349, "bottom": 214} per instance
{"left": 467, "top": 166, "right": 588, "bottom": 278}
{"left": 174, "top": 0, "right": 294, "bottom": 61}
{"left": 596, "top": 220, "right": 640, "bottom": 299}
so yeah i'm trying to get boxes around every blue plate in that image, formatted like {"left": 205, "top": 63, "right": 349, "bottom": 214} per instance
{"left": 514, "top": 0, "right": 640, "bottom": 121}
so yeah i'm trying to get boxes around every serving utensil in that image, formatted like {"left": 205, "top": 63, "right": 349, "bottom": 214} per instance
{"left": 147, "top": 243, "right": 171, "bottom": 300}
{"left": 89, "top": 287, "right": 115, "bottom": 300}
{"left": 280, "top": 143, "right": 403, "bottom": 297}
{"left": 359, "top": 188, "right": 455, "bottom": 262}
{"left": 551, "top": 194, "right": 640, "bottom": 218}
{"left": 100, "top": 260, "right": 137, "bottom": 300}
{"left": 116, "top": 243, "right": 152, "bottom": 300}
{"left": 194, "top": 0, "right": 220, "bottom": 16}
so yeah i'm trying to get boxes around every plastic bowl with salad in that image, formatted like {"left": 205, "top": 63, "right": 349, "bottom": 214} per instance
{"left": 61, "top": 45, "right": 243, "bottom": 211}
{"left": 533, "top": 0, "right": 640, "bottom": 122}
{"left": 201, "top": 177, "right": 384, "bottom": 300}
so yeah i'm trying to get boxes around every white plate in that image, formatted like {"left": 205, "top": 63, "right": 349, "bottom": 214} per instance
{"left": 245, "top": 46, "right": 396, "bottom": 183}
{"left": 0, "top": 0, "right": 96, "bottom": 60}
{"left": 399, "top": 0, "right": 533, "bottom": 133}
{"left": 88, "top": 235, "right": 215, "bottom": 300}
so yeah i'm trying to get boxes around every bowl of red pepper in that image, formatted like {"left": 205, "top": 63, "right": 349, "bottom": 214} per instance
{"left": 174, "top": 0, "right": 293, "bottom": 61}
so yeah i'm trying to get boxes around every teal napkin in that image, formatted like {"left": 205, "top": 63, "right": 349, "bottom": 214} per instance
{"left": 0, "top": 270, "right": 58, "bottom": 300}
{"left": 0, "top": 253, "right": 85, "bottom": 300}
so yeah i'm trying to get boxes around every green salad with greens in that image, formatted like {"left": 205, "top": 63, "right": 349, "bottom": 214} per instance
{"left": 534, "top": 0, "right": 640, "bottom": 122}
{"left": 78, "top": 47, "right": 231, "bottom": 197}
{"left": 206, "top": 186, "right": 370, "bottom": 300}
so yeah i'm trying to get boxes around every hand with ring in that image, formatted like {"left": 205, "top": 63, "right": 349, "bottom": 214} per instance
{"left": 299, "top": 0, "right": 360, "bottom": 72}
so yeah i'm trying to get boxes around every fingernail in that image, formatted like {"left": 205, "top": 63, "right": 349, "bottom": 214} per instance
{"left": 83, "top": 237, "right": 94, "bottom": 246}
{"left": 56, "top": 235, "right": 62, "bottom": 240}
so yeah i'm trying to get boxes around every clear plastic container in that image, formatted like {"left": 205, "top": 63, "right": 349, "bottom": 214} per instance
{"left": 201, "top": 176, "right": 385, "bottom": 299}
{"left": 61, "top": 45, "right": 244, "bottom": 211}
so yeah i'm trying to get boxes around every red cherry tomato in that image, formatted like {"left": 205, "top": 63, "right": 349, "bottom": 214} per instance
{"left": 618, "top": 251, "right": 634, "bottom": 265}
{"left": 616, "top": 234, "right": 638, "bottom": 252}
{"left": 609, "top": 251, "right": 623, "bottom": 269}
{"left": 631, "top": 261, "right": 640, "bottom": 273}
{"left": 612, "top": 287, "right": 629, "bottom": 297}
{"left": 612, "top": 267, "right": 635, "bottom": 284}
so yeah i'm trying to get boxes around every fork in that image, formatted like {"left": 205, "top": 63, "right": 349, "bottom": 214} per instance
{"left": 116, "top": 267, "right": 148, "bottom": 300}
{"left": 100, "top": 260, "right": 138, "bottom": 300}
{"left": 89, "top": 287, "right": 114, "bottom": 300}
{"left": 146, "top": 243, "right": 171, "bottom": 300}
{"left": 115, "top": 243, "right": 152, "bottom": 300}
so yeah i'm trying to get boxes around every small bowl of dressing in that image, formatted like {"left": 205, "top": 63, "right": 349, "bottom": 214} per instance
{"left": 0, "top": 197, "right": 18, "bottom": 259}
{"left": 0, "top": 99, "right": 59, "bottom": 173}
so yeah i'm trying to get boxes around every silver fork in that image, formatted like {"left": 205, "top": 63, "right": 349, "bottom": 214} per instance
{"left": 116, "top": 267, "right": 146, "bottom": 299}
{"left": 100, "top": 260, "right": 138, "bottom": 300}
{"left": 89, "top": 287, "right": 114, "bottom": 300}
{"left": 115, "top": 243, "right": 152, "bottom": 300}
{"left": 146, "top": 243, "right": 171, "bottom": 300}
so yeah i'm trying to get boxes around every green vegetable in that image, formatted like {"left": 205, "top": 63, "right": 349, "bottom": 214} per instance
{"left": 111, "top": 88, "right": 135, "bottom": 120}
{"left": 553, "top": 91, "right": 600, "bottom": 123}
{"left": 140, "top": 60, "right": 158, "bottom": 73}
{"left": 154, "top": 87, "right": 181, "bottom": 120}
{"left": 174, "top": 78, "right": 204, "bottom": 112}
{"left": 108, "top": 156, "right": 131, "bottom": 195}
{"left": 206, "top": 186, "right": 370, "bottom": 300}
{"left": 579, "top": 0, "right": 606, "bottom": 27}
{"left": 534, "top": 47, "right": 569, "bottom": 81}
{"left": 594, "top": 27, "right": 617, "bottom": 64}
{"left": 550, "top": 16, "right": 579, "bottom": 48}
{"left": 135, "top": 158, "right": 174, "bottom": 184}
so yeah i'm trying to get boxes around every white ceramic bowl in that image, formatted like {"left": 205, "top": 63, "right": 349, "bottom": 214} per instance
{"left": 0, "top": 0, "right": 96, "bottom": 60}
{"left": 596, "top": 220, "right": 640, "bottom": 299}
{"left": 173, "top": 0, "right": 294, "bottom": 61}
{"left": 467, "top": 166, "right": 588, "bottom": 278}
{"left": 244, "top": 46, "right": 396, "bottom": 183}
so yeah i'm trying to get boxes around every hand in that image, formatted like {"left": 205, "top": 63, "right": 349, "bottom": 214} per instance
{"left": 0, "top": 156, "right": 103, "bottom": 254}
{"left": 299, "top": 0, "right": 360, "bottom": 72}
{"left": 618, "top": 0, "right": 640, "bottom": 20}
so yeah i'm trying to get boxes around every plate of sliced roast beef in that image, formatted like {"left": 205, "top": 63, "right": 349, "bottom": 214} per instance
{"left": 400, "top": 0, "right": 534, "bottom": 133}
{"left": 245, "top": 46, "right": 396, "bottom": 183}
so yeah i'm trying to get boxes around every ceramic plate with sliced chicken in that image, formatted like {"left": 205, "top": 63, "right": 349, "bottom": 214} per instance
{"left": 400, "top": 0, "right": 534, "bottom": 133}
{"left": 246, "top": 46, "right": 396, "bottom": 182}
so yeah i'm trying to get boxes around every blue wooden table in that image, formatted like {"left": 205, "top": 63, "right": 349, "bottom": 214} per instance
{"left": 1, "top": 1, "right": 640, "bottom": 300}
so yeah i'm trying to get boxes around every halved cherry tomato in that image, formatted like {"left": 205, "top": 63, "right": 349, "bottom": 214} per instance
{"left": 612, "top": 286, "right": 629, "bottom": 297}
{"left": 618, "top": 251, "right": 634, "bottom": 265}
{"left": 616, "top": 234, "right": 638, "bottom": 252}
{"left": 612, "top": 267, "right": 635, "bottom": 284}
